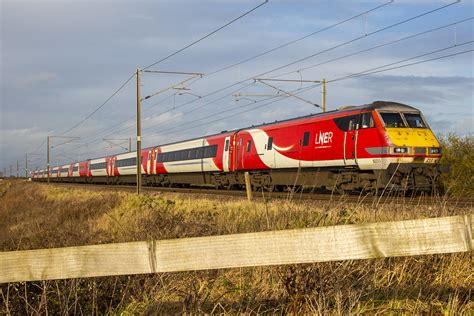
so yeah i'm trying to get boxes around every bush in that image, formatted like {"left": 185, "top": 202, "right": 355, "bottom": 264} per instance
{"left": 439, "top": 134, "right": 474, "bottom": 197}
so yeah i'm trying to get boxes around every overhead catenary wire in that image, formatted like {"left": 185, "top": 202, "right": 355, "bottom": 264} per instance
{"left": 328, "top": 48, "right": 473, "bottom": 84}
{"left": 142, "top": 0, "right": 269, "bottom": 71}
{"left": 146, "top": 84, "right": 319, "bottom": 139}
{"left": 206, "top": 0, "right": 394, "bottom": 76}
{"left": 59, "top": 73, "right": 136, "bottom": 136}
{"left": 31, "top": 139, "right": 46, "bottom": 154}
{"left": 65, "top": 1, "right": 397, "bottom": 149}
{"left": 252, "top": 0, "right": 461, "bottom": 79}
{"left": 49, "top": 2, "right": 271, "bottom": 159}
{"left": 77, "top": 77, "right": 199, "bottom": 145}
{"left": 86, "top": 1, "right": 460, "bottom": 146}
{"left": 151, "top": 48, "right": 473, "bottom": 141}
{"left": 274, "top": 16, "right": 473, "bottom": 78}
{"left": 131, "top": 0, "right": 462, "bottom": 126}
{"left": 53, "top": 1, "right": 268, "bottom": 139}
{"left": 141, "top": 24, "right": 472, "bottom": 138}
{"left": 57, "top": 1, "right": 451, "bottom": 160}
{"left": 54, "top": 1, "right": 462, "bottom": 162}
{"left": 144, "top": 45, "right": 473, "bottom": 140}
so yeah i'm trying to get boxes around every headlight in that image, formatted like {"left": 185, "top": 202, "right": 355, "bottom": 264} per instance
{"left": 429, "top": 147, "right": 441, "bottom": 154}
{"left": 393, "top": 147, "right": 408, "bottom": 154}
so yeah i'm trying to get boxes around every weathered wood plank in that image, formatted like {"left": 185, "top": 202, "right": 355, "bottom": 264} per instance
{"left": 0, "top": 214, "right": 472, "bottom": 283}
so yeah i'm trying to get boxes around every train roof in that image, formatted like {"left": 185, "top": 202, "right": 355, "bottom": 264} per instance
{"left": 148, "top": 100, "right": 419, "bottom": 145}
{"left": 357, "top": 101, "right": 419, "bottom": 112}
{"left": 83, "top": 100, "right": 419, "bottom": 161}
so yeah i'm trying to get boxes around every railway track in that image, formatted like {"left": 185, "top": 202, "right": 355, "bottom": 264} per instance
{"left": 42, "top": 182, "right": 473, "bottom": 208}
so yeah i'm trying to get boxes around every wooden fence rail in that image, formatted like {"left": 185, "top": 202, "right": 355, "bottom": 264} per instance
{"left": 1, "top": 214, "right": 472, "bottom": 284}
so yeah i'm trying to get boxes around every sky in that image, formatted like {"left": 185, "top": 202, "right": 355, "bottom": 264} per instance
{"left": 1, "top": 0, "right": 473, "bottom": 174}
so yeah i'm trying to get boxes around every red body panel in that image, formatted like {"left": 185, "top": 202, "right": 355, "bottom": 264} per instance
{"left": 79, "top": 162, "right": 88, "bottom": 177}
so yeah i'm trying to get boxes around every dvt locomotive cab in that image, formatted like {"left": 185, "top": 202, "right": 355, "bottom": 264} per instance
{"left": 376, "top": 108, "right": 442, "bottom": 162}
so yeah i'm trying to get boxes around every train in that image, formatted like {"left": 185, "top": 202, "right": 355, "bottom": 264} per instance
{"left": 32, "top": 101, "right": 448, "bottom": 194}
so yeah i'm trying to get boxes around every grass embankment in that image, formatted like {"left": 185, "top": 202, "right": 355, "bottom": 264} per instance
{"left": 0, "top": 181, "right": 472, "bottom": 314}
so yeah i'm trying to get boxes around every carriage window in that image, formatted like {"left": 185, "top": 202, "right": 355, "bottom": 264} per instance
{"left": 157, "top": 145, "right": 218, "bottom": 162}
{"left": 195, "top": 147, "right": 204, "bottom": 159}
{"left": 380, "top": 113, "right": 406, "bottom": 128}
{"left": 225, "top": 139, "right": 230, "bottom": 151}
{"left": 403, "top": 113, "right": 426, "bottom": 128}
{"left": 90, "top": 162, "right": 106, "bottom": 170}
{"left": 247, "top": 141, "right": 252, "bottom": 152}
{"left": 204, "top": 146, "right": 217, "bottom": 158}
{"left": 302, "top": 132, "right": 310, "bottom": 146}
{"left": 267, "top": 137, "right": 273, "bottom": 150}
{"left": 360, "top": 112, "right": 375, "bottom": 129}
{"left": 116, "top": 158, "right": 136, "bottom": 167}
{"left": 179, "top": 150, "right": 188, "bottom": 160}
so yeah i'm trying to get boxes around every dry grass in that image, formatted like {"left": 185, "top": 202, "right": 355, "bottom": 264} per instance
{"left": 0, "top": 180, "right": 472, "bottom": 314}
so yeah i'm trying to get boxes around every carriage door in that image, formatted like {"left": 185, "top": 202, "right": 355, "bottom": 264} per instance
{"left": 344, "top": 115, "right": 359, "bottom": 166}
{"left": 223, "top": 137, "right": 231, "bottom": 172}
{"left": 150, "top": 148, "right": 157, "bottom": 174}
{"left": 106, "top": 157, "right": 114, "bottom": 176}
{"left": 147, "top": 149, "right": 156, "bottom": 175}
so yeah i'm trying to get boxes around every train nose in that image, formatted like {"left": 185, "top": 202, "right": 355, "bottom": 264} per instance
{"left": 385, "top": 128, "right": 440, "bottom": 149}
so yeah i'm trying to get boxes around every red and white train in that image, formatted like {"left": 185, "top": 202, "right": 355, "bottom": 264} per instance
{"left": 33, "top": 101, "right": 446, "bottom": 193}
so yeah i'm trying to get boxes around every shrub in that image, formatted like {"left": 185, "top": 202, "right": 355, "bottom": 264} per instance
{"left": 438, "top": 134, "right": 474, "bottom": 197}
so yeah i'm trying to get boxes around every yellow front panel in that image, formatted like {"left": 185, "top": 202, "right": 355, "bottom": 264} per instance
{"left": 385, "top": 128, "right": 440, "bottom": 147}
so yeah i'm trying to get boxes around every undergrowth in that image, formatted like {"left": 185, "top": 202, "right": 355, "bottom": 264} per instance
{"left": 439, "top": 134, "right": 474, "bottom": 197}
{"left": 0, "top": 181, "right": 472, "bottom": 314}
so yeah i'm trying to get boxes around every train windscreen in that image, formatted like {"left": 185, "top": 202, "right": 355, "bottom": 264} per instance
{"left": 403, "top": 113, "right": 427, "bottom": 128}
{"left": 380, "top": 112, "right": 406, "bottom": 128}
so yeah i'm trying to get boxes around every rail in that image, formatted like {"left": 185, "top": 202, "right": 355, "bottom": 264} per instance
{"left": 0, "top": 214, "right": 472, "bottom": 284}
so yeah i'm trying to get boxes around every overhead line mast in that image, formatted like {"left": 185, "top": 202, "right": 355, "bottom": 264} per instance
{"left": 136, "top": 69, "right": 142, "bottom": 194}
{"left": 135, "top": 69, "right": 205, "bottom": 195}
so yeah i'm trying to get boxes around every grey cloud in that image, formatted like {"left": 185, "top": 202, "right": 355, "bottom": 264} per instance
{"left": 15, "top": 72, "right": 58, "bottom": 88}
{"left": 354, "top": 75, "right": 473, "bottom": 104}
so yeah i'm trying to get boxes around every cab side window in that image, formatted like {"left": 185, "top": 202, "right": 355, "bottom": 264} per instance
{"left": 334, "top": 114, "right": 359, "bottom": 131}
{"left": 334, "top": 113, "right": 374, "bottom": 131}
{"left": 225, "top": 139, "right": 230, "bottom": 151}
{"left": 267, "top": 137, "right": 273, "bottom": 150}
{"left": 302, "top": 132, "right": 310, "bottom": 146}
{"left": 360, "top": 112, "right": 375, "bottom": 129}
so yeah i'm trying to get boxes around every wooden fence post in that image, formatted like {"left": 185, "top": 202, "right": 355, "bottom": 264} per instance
{"left": 244, "top": 171, "right": 253, "bottom": 202}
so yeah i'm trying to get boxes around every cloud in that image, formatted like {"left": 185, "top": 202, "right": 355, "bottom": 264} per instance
{"left": 353, "top": 75, "right": 473, "bottom": 104}
{"left": 0, "top": 127, "right": 49, "bottom": 170}
{"left": 142, "top": 111, "right": 184, "bottom": 130}
{"left": 334, "top": 74, "right": 473, "bottom": 134}
{"left": 128, "top": 14, "right": 153, "bottom": 21}
{"left": 15, "top": 72, "right": 57, "bottom": 88}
